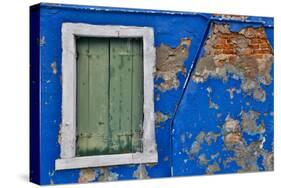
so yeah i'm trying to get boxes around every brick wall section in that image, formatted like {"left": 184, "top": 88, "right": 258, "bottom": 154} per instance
{"left": 210, "top": 26, "right": 272, "bottom": 60}
{"left": 192, "top": 24, "right": 273, "bottom": 102}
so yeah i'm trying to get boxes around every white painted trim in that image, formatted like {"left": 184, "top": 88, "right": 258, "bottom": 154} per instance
{"left": 60, "top": 23, "right": 77, "bottom": 159}
{"left": 56, "top": 152, "right": 157, "bottom": 170}
{"left": 57, "top": 23, "right": 157, "bottom": 170}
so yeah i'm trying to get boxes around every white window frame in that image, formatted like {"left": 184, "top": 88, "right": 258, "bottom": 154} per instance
{"left": 55, "top": 23, "right": 157, "bottom": 170}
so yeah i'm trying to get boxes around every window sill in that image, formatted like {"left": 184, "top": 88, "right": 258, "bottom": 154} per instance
{"left": 55, "top": 151, "right": 158, "bottom": 170}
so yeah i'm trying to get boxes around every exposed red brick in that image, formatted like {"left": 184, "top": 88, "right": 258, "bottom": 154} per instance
{"left": 214, "top": 49, "right": 224, "bottom": 55}
{"left": 249, "top": 43, "right": 259, "bottom": 49}
{"left": 254, "top": 49, "right": 272, "bottom": 54}
{"left": 192, "top": 24, "right": 273, "bottom": 102}
{"left": 216, "top": 38, "right": 227, "bottom": 45}
{"left": 260, "top": 42, "right": 270, "bottom": 48}
{"left": 240, "top": 48, "right": 253, "bottom": 56}
{"left": 223, "top": 49, "right": 236, "bottom": 54}
{"left": 250, "top": 38, "right": 262, "bottom": 44}
{"left": 214, "top": 44, "right": 225, "bottom": 49}
{"left": 228, "top": 55, "right": 237, "bottom": 64}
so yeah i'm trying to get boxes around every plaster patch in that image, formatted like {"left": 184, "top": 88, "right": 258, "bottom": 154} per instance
{"left": 51, "top": 62, "right": 58, "bottom": 75}
{"left": 98, "top": 168, "right": 119, "bottom": 182}
{"left": 58, "top": 123, "right": 62, "bottom": 145}
{"left": 78, "top": 168, "right": 96, "bottom": 183}
{"left": 213, "top": 14, "right": 248, "bottom": 21}
{"left": 262, "top": 152, "right": 274, "bottom": 171}
{"left": 156, "top": 38, "right": 191, "bottom": 91}
{"left": 155, "top": 111, "right": 169, "bottom": 125}
{"left": 133, "top": 164, "right": 149, "bottom": 179}
{"left": 189, "top": 131, "right": 220, "bottom": 156}
{"left": 209, "top": 99, "right": 219, "bottom": 110}
{"left": 187, "top": 112, "right": 272, "bottom": 173}
{"left": 241, "top": 110, "right": 265, "bottom": 135}
{"left": 206, "top": 162, "right": 221, "bottom": 174}
{"left": 206, "top": 86, "right": 219, "bottom": 110}
{"left": 222, "top": 113, "right": 271, "bottom": 172}
{"left": 227, "top": 87, "right": 236, "bottom": 99}
{"left": 198, "top": 154, "right": 209, "bottom": 166}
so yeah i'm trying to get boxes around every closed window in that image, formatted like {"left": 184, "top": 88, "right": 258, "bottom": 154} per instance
{"left": 56, "top": 23, "right": 157, "bottom": 170}
{"left": 76, "top": 37, "right": 143, "bottom": 156}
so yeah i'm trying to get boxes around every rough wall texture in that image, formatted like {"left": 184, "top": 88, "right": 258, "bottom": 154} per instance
{"left": 30, "top": 3, "right": 273, "bottom": 185}
{"left": 172, "top": 23, "right": 273, "bottom": 176}
{"left": 192, "top": 24, "right": 273, "bottom": 102}
{"left": 156, "top": 38, "right": 191, "bottom": 91}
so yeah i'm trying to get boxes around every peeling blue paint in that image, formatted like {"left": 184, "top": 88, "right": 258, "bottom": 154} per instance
{"left": 172, "top": 22, "right": 273, "bottom": 176}
{"left": 30, "top": 3, "right": 273, "bottom": 185}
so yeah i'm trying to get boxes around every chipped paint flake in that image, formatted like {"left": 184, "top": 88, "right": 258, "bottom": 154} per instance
{"left": 51, "top": 62, "right": 58, "bottom": 75}
{"left": 223, "top": 115, "right": 240, "bottom": 133}
{"left": 189, "top": 131, "right": 219, "bottom": 156}
{"left": 209, "top": 99, "right": 219, "bottom": 110}
{"left": 262, "top": 152, "right": 274, "bottom": 171}
{"left": 58, "top": 123, "right": 62, "bottom": 145}
{"left": 198, "top": 154, "right": 209, "bottom": 165}
{"left": 241, "top": 110, "right": 265, "bottom": 135}
{"left": 206, "top": 87, "right": 219, "bottom": 110}
{"left": 227, "top": 87, "right": 236, "bottom": 99}
{"left": 133, "top": 164, "right": 149, "bottom": 179}
{"left": 213, "top": 14, "right": 248, "bottom": 21}
{"left": 155, "top": 111, "right": 169, "bottom": 125}
{"left": 98, "top": 168, "right": 119, "bottom": 182}
{"left": 38, "top": 36, "right": 45, "bottom": 46}
{"left": 206, "top": 162, "right": 221, "bottom": 174}
{"left": 156, "top": 38, "right": 191, "bottom": 91}
{"left": 78, "top": 168, "right": 96, "bottom": 183}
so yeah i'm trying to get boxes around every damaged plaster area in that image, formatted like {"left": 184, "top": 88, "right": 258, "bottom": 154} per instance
{"left": 186, "top": 110, "right": 273, "bottom": 174}
{"left": 78, "top": 169, "right": 96, "bottom": 183}
{"left": 222, "top": 113, "right": 273, "bottom": 172}
{"left": 189, "top": 131, "right": 220, "bottom": 157}
{"left": 133, "top": 164, "right": 150, "bottom": 179}
{"left": 155, "top": 111, "right": 169, "bottom": 126}
{"left": 78, "top": 168, "right": 119, "bottom": 183}
{"left": 192, "top": 24, "right": 273, "bottom": 102}
{"left": 65, "top": 165, "right": 148, "bottom": 182}
{"left": 213, "top": 14, "right": 248, "bottom": 21}
{"left": 156, "top": 38, "right": 191, "bottom": 91}
{"left": 51, "top": 62, "right": 58, "bottom": 75}
{"left": 97, "top": 168, "right": 119, "bottom": 182}
{"left": 206, "top": 87, "right": 219, "bottom": 110}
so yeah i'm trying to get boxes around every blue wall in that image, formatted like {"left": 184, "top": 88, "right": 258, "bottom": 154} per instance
{"left": 30, "top": 3, "right": 273, "bottom": 185}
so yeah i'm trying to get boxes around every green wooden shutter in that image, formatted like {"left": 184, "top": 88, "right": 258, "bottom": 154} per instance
{"left": 76, "top": 37, "right": 143, "bottom": 156}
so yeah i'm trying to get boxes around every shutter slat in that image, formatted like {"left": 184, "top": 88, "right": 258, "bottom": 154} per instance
{"left": 87, "top": 38, "right": 110, "bottom": 155}
{"left": 76, "top": 38, "right": 89, "bottom": 156}
{"left": 131, "top": 39, "right": 144, "bottom": 152}
{"left": 109, "top": 38, "right": 132, "bottom": 153}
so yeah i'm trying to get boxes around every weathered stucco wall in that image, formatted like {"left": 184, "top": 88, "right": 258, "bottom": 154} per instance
{"left": 172, "top": 21, "right": 273, "bottom": 175}
{"left": 30, "top": 3, "right": 273, "bottom": 185}
{"left": 192, "top": 24, "right": 273, "bottom": 102}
